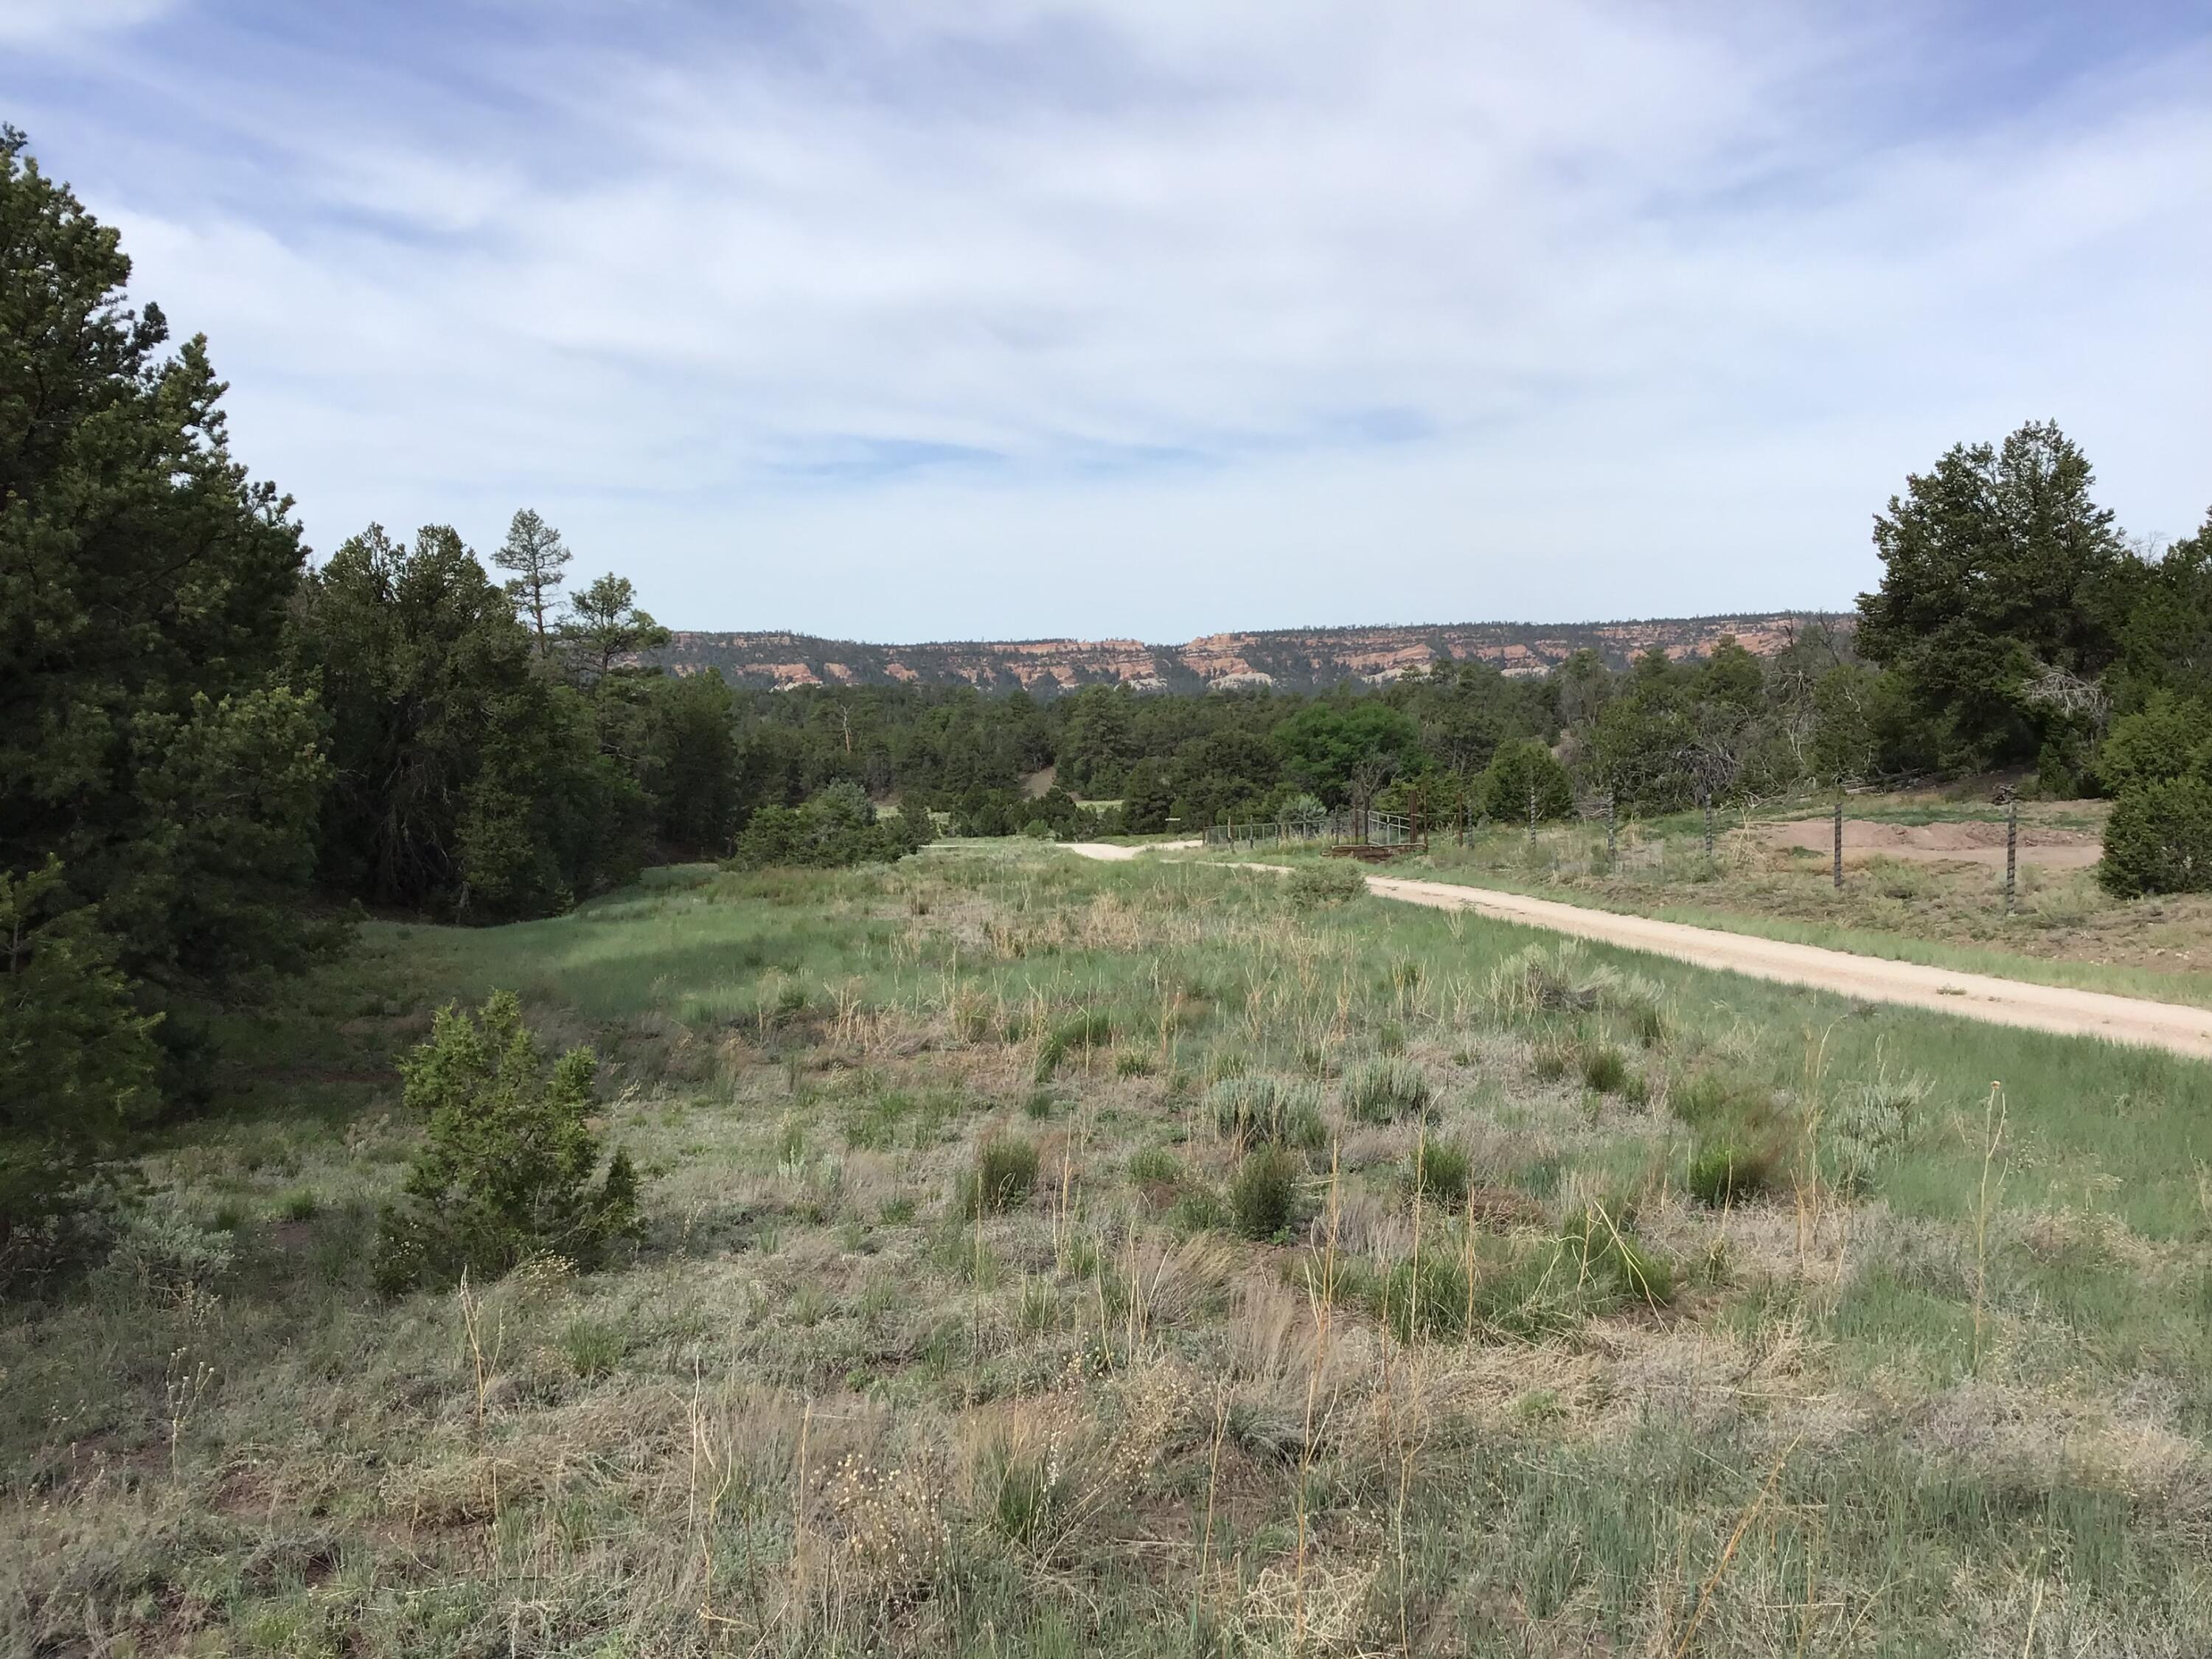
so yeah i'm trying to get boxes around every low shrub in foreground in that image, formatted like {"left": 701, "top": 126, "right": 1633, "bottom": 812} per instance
{"left": 372, "top": 991, "right": 640, "bottom": 1295}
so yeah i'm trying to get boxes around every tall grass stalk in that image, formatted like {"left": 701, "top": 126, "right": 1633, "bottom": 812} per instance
{"left": 1971, "top": 1082, "right": 2008, "bottom": 1376}
{"left": 1294, "top": 1138, "right": 1343, "bottom": 1652}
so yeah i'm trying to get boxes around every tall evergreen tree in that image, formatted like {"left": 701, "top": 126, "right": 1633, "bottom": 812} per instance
{"left": 563, "top": 573, "right": 672, "bottom": 685}
{"left": 1855, "top": 421, "right": 2126, "bottom": 766}
{"left": 0, "top": 127, "right": 328, "bottom": 1106}
{"left": 493, "top": 508, "right": 570, "bottom": 655}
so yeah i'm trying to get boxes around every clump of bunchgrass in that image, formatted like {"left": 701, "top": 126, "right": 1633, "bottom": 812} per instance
{"left": 559, "top": 1315, "right": 626, "bottom": 1379}
{"left": 1034, "top": 1009, "right": 1113, "bottom": 1080}
{"left": 1579, "top": 1043, "right": 1631, "bottom": 1096}
{"left": 1686, "top": 1140, "right": 1777, "bottom": 1207}
{"left": 1408, "top": 1138, "right": 1472, "bottom": 1206}
{"left": 957, "top": 1134, "right": 1040, "bottom": 1217}
{"left": 1228, "top": 1147, "right": 1299, "bottom": 1240}
{"left": 1127, "top": 1145, "right": 1180, "bottom": 1184}
{"left": 1343, "top": 1056, "right": 1433, "bottom": 1124}
{"left": 1489, "top": 942, "right": 1665, "bottom": 1035}
{"left": 1208, "top": 1073, "right": 1325, "bottom": 1148}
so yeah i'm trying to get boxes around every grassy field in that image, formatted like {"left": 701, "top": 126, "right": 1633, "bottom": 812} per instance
{"left": 1324, "top": 796, "right": 2212, "bottom": 1012}
{"left": 6, "top": 844, "right": 2211, "bottom": 1655}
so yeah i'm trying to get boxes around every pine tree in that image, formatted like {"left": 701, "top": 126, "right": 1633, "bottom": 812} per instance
{"left": 493, "top": 509, "right": 571, "bottom": 655}
{"left": 0, "top": 126, "right": 328, "bottom": 1098}
{"left": 562, "top": 573, "right": 672, "bottom": 684}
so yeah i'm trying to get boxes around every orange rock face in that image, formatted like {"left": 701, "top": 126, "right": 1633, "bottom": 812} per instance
{"left": 655, "top": 614, "right": 1848, "bottom": 692}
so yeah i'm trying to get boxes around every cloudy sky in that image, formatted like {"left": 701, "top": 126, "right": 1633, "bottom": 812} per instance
{"left": 7, "top": 1, "right": 2208, "bottom": 641}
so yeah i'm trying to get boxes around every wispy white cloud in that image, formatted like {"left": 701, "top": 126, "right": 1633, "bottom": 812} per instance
{"left": 0, "top": 0, "right": 175, "bottom": 47}
{"left": 8, "top": 1, "right": 2209, "bottom": 637}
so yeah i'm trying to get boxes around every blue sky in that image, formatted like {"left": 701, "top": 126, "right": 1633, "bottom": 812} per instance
{"left": 6, "top": 1, "right": 2208, "bottom": 641}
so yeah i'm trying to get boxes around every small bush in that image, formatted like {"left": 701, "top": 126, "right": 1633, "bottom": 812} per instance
{"left": 372, "top": 991, "right": 641, "bottom": 1296}
{"left": 1228, "top": 1147, "right": 1299, "bottom": 1240}
{"left": 725, "top": 781, "right": 929, "bottom": 872}
{"left": 959, "top": 1135, "right": 1040, "bottom": 1217}
{"left": 1344, "top": 1057, "right": 1433, "bottom": 1124}
{"left": 2098, "top": 777, "right": 2212, "bottom": 897}
{"left": 1208, "top": 1073, "right": 1324, "bottom": 1147}
{"left": 1287, "top": 861, "right": 1367, "bottom": 911}
{"left": 100, "top": 1208, "right": 234, "bottom": 1304}
{"left": 1408, "top": 1138, "right": 1472, "bottom": 1206}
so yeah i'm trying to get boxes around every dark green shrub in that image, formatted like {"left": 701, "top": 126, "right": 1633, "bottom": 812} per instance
{"left": 959, "top": 1135, "right": 1039, "bottom": 1217}
{"left": 2098, "top": 694, "right": 2211, "bottom": 798}
{"left": 1287, "top": 861, "right": 1367, "bottom": 910}
{"left": 725, "top": 782, "right": 929, "bottom": 872}
{"left": 1, "top": 860, "right": 161, "bottom": 1281}
{"left": 1343, "top": 1057, "right": 1432, "bottom": 1124}
{"left": 2098, "top": 777, "right": 2212, "bottom": 897}
{"left": 1228, "top": 1147, "right": 1299, "bottom": 1240}
{"left": 1476, "top": 741, "right": 1574, "bottom": 823}
{"left": 372, "top": 992, "right": 641, "bottom": 1295}
{"left": 1408, "top": 1138, "right": 1472, "bottom": 1206}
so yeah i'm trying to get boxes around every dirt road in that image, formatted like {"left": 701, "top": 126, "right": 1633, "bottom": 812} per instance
{"left": 1057, "top": 843, "right": 2212, "bottom": 1060}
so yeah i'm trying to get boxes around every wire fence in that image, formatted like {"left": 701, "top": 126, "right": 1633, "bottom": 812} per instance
{"left": 1201, "top": 809, "right": 1425, "bottom": 851}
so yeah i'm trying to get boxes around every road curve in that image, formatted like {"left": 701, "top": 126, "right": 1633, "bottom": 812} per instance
{"left": 1057, "top": 844, "right": 2212, "bottom": 1061}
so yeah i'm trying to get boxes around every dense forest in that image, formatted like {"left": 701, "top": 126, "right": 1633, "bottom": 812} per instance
{"left": 4, "top": 125, "right": 2210, "bottom": 1273}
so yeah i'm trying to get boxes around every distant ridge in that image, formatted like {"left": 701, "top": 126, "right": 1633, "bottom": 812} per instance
{"left": 650, "top": 612, "right": 1849, "bottom": 695}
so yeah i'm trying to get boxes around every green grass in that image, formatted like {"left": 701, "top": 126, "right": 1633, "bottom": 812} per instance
{"left": 4, "top": 844, "right": 2208, "bottom": 1656}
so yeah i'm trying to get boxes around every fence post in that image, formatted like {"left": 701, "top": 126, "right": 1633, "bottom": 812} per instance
{"left": 1606, "top": 791, "right": 1617, "bottom": 866}
{"left": 1526, "top": 780, "right": 1536, "bottom": 846}
{"left": 1832, "top": 793, "right": 1844, "bottom": 891}
{"left": 1702, "top": 791, "right": 1715, "bottom": 864}
{"left": 2005, "top": 793, "right": 2018, "bottom": 916}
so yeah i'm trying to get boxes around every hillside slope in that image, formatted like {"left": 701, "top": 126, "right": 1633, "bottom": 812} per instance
{"left": 652, "top": 611, "right": 1848, "bottom": 692}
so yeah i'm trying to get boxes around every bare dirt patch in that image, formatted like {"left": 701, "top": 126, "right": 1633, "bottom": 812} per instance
{"left": 1757, "top": 816, "right": 2102, "bottom": 869}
